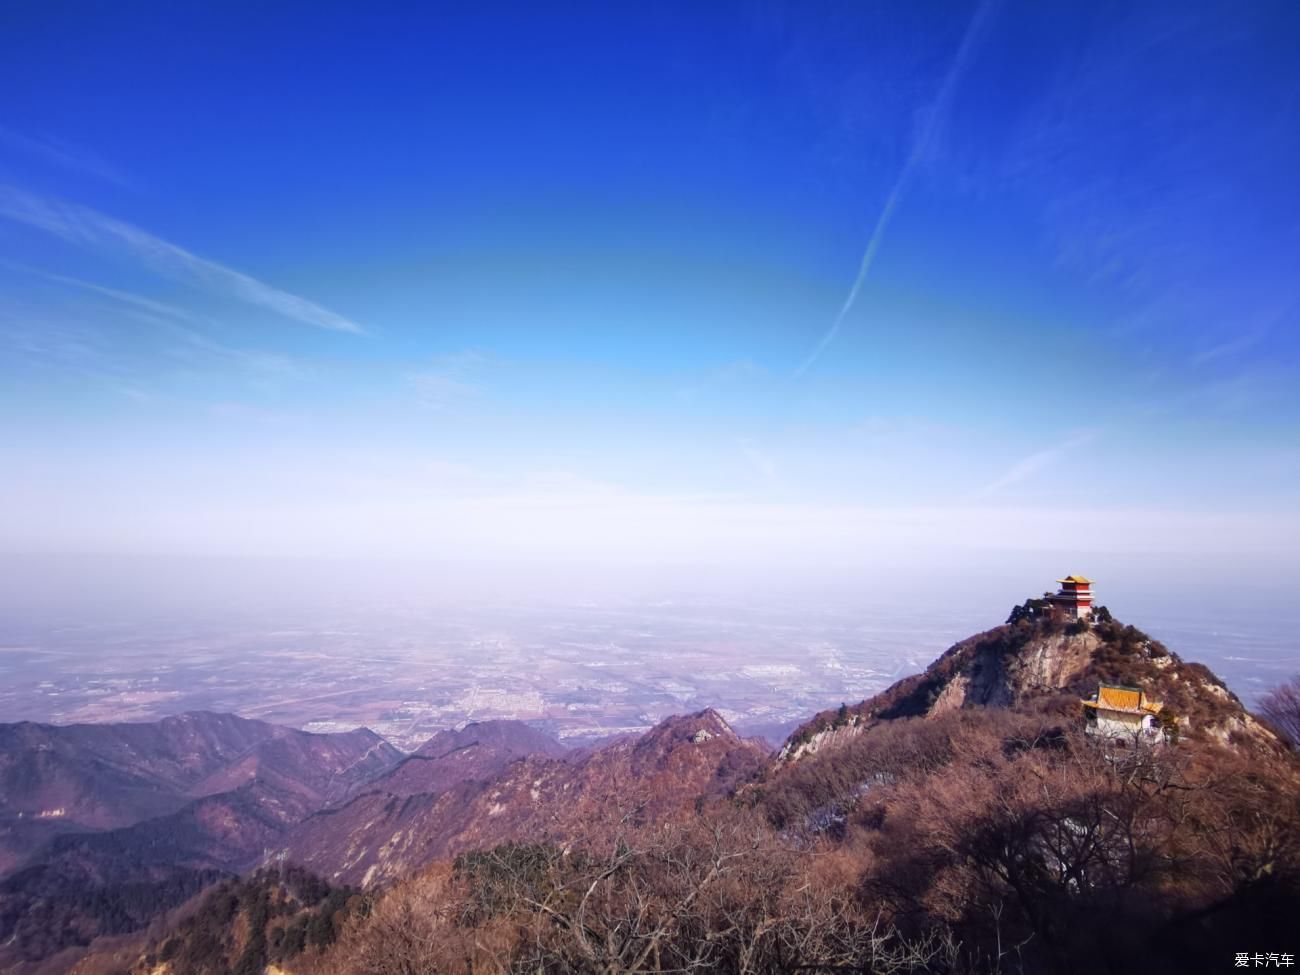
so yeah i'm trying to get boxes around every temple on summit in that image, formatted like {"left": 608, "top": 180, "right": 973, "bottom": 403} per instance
{"left": 1048, "top": 574, "right": 1094, "bottom": 620}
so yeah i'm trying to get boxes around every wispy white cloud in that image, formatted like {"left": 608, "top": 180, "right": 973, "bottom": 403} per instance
{"left": 4, "top": 262, "right": 308, "bottom": 379}
{"left": 1189, "top": 321, "right": 1273, "bottom": 366}
{"left": 407, "top": 350, "right": 484, "bottom": 410}
{"left": 737, "top": 437, "right": 777, "bottom": 482}
{"left": 855, "top": 414, "right": 955, "bottom": 438}
{"left": 162, "top": 321, "right": 307, "bottom": 379}
{"left": 1, "top": 259, "right": 205, "bottom": 325}
{"left": 998, "top": 8, "right": 1300, "bottom": 388}
{"left": 0, "top": 313, "right": 128, "bottom": 386}
{"left": 980, "top": 430, "right": 1096, "bottom": 497}
{"left": 409, "top": 371, "right": 478, "bottom": 410}
{"left": 674, "top": 358, "right": 766, "bottom": 403}
{"left": 796, "top": 0, "right": 999, "bottom": 376}
{"left": 0, "top": 125, "right": 132, "bottom": 189}
{"left": 0, "top": 186, "right": 366, "bottom": 334}
{"left": 205, "top": 402, "right": 310, "bottom": 425}
{"left": 112, "top": 385, "right": 157, "bottom": 404}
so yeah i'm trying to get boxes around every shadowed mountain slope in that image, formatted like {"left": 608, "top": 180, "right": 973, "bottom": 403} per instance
{"left": 372, "top": 719, "right": 568, "bottom": 798}
{"left": 277, "top": 709, "right": 766, "bottom": 886}
{"left": 1, "top": 713, "right": 275, "bottom": 828}
{"left": 0, "top": 716, "right": 401, "bottom": 970}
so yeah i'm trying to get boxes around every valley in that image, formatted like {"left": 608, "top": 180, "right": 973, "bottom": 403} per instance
{"left": 3, "top": 594, "right": 1293, "bottom": 754}
{"left": 0, "top": 599, "right": 975, "bottom": 750}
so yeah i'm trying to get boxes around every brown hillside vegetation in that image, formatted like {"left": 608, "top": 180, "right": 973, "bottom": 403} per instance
{"left": 269, "top": 714, "right": 1297, "bottom": 974}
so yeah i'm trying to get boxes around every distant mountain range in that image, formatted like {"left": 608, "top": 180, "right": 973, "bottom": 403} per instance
{"left": 0, "top": 712, "right": 399, "bottom": 875}
{"left": 0, "top": 713, "right": 403, "bottom": 968}
{"left": 0, "top": 703, "right": 763, "bottom": 971}
{"left": 278, "top": 708, "right": 764, "bottom": 887}
{"left": 370, "top": 718, "right": 569, "bottom": 798}
{"left": 1, "top": 599, "right": 1296, "bottom": 974}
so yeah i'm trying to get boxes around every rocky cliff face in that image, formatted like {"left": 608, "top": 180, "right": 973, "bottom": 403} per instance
{"left": 781, "top": 610, "right": 1281, "bottom": 763}
{"left": 932, "top": 628, "right": 1101, "bottom": 711}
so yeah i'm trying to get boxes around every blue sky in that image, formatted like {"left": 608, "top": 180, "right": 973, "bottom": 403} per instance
{"left": 1, "top": 1, "right": 1298, "bottom": 576}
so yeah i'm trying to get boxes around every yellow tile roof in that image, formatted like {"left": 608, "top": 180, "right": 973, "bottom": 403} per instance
{"left": 1058, "top": 575, "right": 1093, "bottom": 584}
{"left": 1086, "top": 684, "right": 1162, "bottom": 715}
{"left": 1098, "top": 685, "right": 1140, "bottom": 710}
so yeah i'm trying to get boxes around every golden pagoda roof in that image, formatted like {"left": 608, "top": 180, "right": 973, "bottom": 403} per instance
{"left": 1098, "top": 685, "right": 1140, "bottom": 710}
{"left": 1083, "top": 683, "right": 1162, "bottom": 715}
{"left": 1057, "top": 575, "right": 1093, "bottom": 584}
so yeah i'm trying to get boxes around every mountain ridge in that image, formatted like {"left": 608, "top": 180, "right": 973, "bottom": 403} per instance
{"left": 0, "top": 714, "right": 404, "bottom": 970}
{"left": 368, "top": 718, "right": 570, "bottom": 799}
{"left": 778, "top": 605, "right": 1282, "bottom": 764}
{"left": 270, "top": 708, "right": 765, "bottom": 887}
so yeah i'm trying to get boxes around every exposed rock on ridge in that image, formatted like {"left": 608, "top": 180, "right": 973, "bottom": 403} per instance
{"left": 781, "top": 610, "right": 1280, "bottom": 762}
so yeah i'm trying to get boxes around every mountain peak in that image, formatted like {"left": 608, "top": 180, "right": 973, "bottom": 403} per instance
{"left": 656, "top": 707, "right": 735, "bottom": 738}
{"left": 629, "top": 709, "right": 742, "bottom": 760}
{"left": 414, "top": 719, "right": 566, "bottom": 761}
{"left": 781, "top": 604, "right": 1281, "bottom": 762}
{"left": 275, "top": 708, "right": 767, "bottom": 887}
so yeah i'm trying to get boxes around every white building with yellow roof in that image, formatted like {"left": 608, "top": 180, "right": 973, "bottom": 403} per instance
{"left": 1083, "top": 683, "right": 1164, "bottom": 742}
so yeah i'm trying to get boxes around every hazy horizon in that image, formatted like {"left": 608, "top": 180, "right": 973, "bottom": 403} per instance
{"left": 3, "top": 552, "right": 1297, "bottom": 737}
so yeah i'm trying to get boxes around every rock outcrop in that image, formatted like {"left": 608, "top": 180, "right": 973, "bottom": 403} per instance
{"left": 781, "top": 608, "right": 1282, "bottom": 762}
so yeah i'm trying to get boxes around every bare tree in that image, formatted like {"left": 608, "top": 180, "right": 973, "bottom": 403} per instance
{"left": 317, "top": 865, "right": 477, "bottom": 975}
{"left": 425, "top": 803, "right": 958, "bottom": 974}
{"left": 1260, "top": 675, "right": 1300, "bottom": 748}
